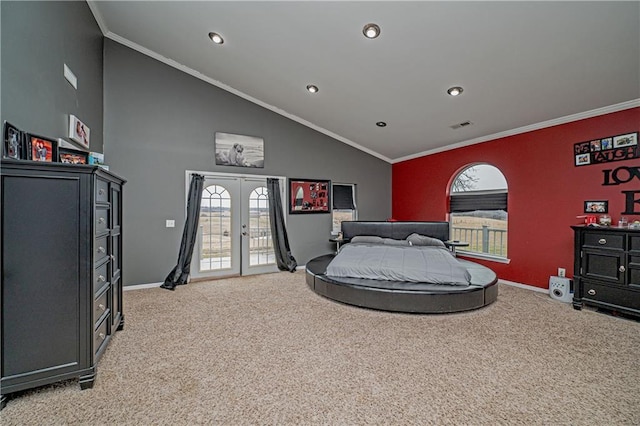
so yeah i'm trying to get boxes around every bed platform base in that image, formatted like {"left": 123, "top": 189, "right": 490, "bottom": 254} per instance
{"left": 306, "top": 254, "right": 498, "bottom": 313}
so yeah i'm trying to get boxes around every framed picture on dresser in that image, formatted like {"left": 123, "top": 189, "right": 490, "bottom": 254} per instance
{"left": 3, "top": 121, "right": 25, "bottom": 160}
{"left": 59, "top": 147, "right": 89, "bottom": 164}
{"left": 26, "top": 133, "right": 58, "bottom": 162}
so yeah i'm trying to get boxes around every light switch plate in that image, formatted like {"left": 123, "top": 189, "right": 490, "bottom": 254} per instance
{"left": 166, "top": 220, "right": 175, "bottom": 228}
{"left": 64, "top": 64, "right": 77, "bottom": 89}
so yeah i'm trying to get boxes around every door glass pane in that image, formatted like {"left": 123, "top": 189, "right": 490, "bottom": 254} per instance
{"left": 200, "top": 185, "right": 232, "bottom": 271}
{"left": 248, "top": 187, "right": 275, "bottom": 266}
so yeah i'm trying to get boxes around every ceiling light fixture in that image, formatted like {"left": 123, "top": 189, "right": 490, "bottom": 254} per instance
{"left": 306, "top": 84, "right": 319, "bottom": 93}
{"left": 447, "top": 86, "right": 464, "bottom": 96}
{"left": 363, "top": 23, "right": 381, "bottom": 39}
{"left": 376, "top": 121, "right": 387, "bottom": 127}
{"left": 208, "top": 32, "right": 224, "bottom": 44}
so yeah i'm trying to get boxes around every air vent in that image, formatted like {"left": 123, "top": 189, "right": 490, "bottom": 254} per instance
{"left": 450, "top": 121, "right": 473, "bottom": 130}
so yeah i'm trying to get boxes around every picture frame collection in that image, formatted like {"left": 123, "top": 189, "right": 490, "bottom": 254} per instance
{"left": 574, "top": 131, "right": 638, "bottom": 167}
{"left": 3, "top": 121, "right": 89, "bottom": 164}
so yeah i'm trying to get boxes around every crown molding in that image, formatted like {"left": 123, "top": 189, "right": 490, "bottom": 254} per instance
{"left": 392, "top": 99, "right": 640, "bottom": 164}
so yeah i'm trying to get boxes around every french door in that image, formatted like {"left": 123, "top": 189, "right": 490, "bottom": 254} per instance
{"left": 191, "top": 174, "right": 281, "bottom": 279}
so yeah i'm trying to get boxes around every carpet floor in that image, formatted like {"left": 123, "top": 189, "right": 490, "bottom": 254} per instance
{"left": 1, "top": 271, "right": 639, "bottom": 425}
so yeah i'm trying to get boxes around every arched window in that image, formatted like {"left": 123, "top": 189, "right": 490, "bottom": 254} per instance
{"left": 449, "top": 164, "right": 508, "bottom": 260}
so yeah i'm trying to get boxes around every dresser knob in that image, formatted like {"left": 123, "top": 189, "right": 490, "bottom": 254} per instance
{"left": 98, "top": 217, "right": 106, "bottom": 224}
{"left": 99, "top": 332, "right": 106, "bottom": 340}
{"left": 99, "top": 303, "right": 106, "bottom": 311}
{"left": 99, "top": 189, "right": 105, "bottom": 195}
{"left": 619, "top": 266, "right": 626, "bottom": 273}
{"left": 98, "top": 246, "right": 106, "bottom": 253}
{"left": 588, "top": 289, "right": 596, "bottom": 296}
{"left": 98, "top": 275, "right": 106, "bottom": 282}
{"left": 598, "top": 238, "right": 606, "bottom": 245}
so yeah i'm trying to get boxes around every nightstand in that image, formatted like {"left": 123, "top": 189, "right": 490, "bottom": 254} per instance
{"left": 444, "top": 240, "right": 469, "bottom": 256}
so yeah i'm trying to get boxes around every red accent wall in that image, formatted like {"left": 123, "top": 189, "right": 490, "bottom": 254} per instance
{"left": 392, "top": 107, "right": 640, "bottom": 289}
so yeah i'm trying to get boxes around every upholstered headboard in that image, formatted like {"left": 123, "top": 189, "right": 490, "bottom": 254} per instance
{"left": 341, "top": 221, "right": 450, "bottom": 242}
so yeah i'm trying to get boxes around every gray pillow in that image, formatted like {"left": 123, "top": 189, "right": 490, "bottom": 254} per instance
{"left": 350, "top": 236, "right": 410, "bottom": 246}
{"left": 351, "top": 236, "right": 384, "bottom": 244}
{"left": 406, "top": 233, "right": 445, "bottom": 247}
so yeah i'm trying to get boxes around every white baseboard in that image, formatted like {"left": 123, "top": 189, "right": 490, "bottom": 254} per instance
{"left": 124, "top": 267, "right": 307, "bottom": 291}
{"left": 498, "top": 279, "right": 549, "bottom": 294}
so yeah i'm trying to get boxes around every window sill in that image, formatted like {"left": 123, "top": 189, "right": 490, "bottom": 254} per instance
{"left": 456, "top": 251, "right": 511, "bottom": 264}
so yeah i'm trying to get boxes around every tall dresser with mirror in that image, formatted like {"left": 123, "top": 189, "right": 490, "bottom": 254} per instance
{"left": 1, "top": 160, "right": 125, "bottom": 409}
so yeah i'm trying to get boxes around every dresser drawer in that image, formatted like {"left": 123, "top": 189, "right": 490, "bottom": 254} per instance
{"left": 94, "top": 261, "right": 109, "bottom": 293}
{"left": 94, "top": 235, "right": 109, "bottom": 264}
{"left": 93, "top": 289, "right": 109, "bottom": 325}
{"left": 94, "top": 316, "right": 109, "bottom": 357}
{"left": 582, "top": 281, "right": 640, "bottom": 311}
{"left": 584, "top": 233, "right": 624, "bottom": 250}
{"left": 96, "top": 178, "right": 109, "bottom": 203}
{"left": 95, "top": 206, "right": 110, "bottom": 235}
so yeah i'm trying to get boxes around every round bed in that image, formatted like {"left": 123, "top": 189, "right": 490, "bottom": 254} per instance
{"left": 305, "top": 221, "right": 498, "bottom": 314}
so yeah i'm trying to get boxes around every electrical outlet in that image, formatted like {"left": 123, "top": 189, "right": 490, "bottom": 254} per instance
{"left": 558, "top": 267, "right": 566, "bottom": 278}
{"left": 166, "top": 219, "right": 175, "bottom": 228}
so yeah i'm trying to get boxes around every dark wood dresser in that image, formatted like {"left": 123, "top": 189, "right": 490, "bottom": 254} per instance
{"left": 571, "top": 225, "right": 640, "bottom": 318}
{"left": 1, "top": 160, "right": 125, "bottom": 409}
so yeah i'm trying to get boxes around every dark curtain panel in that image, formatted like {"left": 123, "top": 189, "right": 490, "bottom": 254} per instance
{"left": 161, "top": 173, "right": 205, "bottom": 290}
{"left": 267, "top": 178, "right": 297, "bottom": 272}
{"left": 332, "top": 184, "right": 355, "bottom": 210}
{"left": 449, "top": 192, "right": 508, "bottom": 213}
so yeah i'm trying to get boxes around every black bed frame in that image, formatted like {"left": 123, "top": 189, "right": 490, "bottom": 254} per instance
{"left": 306, "top": 221, "right": 498, "bottom": 314}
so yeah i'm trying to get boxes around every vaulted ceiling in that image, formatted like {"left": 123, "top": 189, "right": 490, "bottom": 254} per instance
{"left": 89, "top": 1, "right": 640, "bottom": 163}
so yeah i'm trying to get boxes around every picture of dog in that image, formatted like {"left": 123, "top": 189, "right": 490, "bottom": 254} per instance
{"left": 227, "top": 143, "right": 247, "bottom": 166}
{"left": 214, "top": 132, "right": 265, "bottom": 168}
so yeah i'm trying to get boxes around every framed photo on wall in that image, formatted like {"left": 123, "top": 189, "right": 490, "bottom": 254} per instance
{"left": 59, "top": 147, "right": 89, "bottom": 164}
{"left": 68, "top": 114, "right": 90, "bottom": 149}
{"left": 3, "top": 121, "right": 25, "bottom": 160}
{"left": 214, "top": 132, "right": 264, "bottom": 168}
{"left": 289, "top": 178, "right": 331, "bottom": 214}
{"left": 584, "top": 200, "right": 608, "bottom": 214}
{"left": 26, "top": 134, "right": 58, "bottom": 162}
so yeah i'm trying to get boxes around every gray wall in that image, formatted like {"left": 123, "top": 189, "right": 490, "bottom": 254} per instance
{"left": 1, "top": 1, "right": 103, "bottom": 152}
{"left": 104, "top": 41, "right": 391, "bottom": 285}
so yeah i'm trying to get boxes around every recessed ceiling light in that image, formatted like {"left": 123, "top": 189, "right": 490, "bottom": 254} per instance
{"left": 306, "top": 84, "right": 319, "bottom": 93}
{"left": 447, "top": 86, "right": 464, "bottom": 96}
{"left": 376, "top": 121, "right": 387, "bottom": 127}
{"left": 208, "top": 32, "right": 224, "bottom": 44}
{"left": 363, "top": 23, "right": 381, "bottom": 39}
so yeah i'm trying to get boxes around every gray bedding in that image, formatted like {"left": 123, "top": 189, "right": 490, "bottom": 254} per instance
{"left": 326, "top": 242, "right": 471, "bottom": 285}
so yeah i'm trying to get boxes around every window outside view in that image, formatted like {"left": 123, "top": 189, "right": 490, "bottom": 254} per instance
{"left": 450, "top": 165, "right": 508, "bottom": 258}
{"left": 332, "top": 184, "right": 357, "bottom": 234}
{"left": 333, "top": 210, "right": 355, "bottom": 234}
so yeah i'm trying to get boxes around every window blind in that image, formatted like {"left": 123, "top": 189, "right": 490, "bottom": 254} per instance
{"left": 333, "top": 184, "right": 355, "bottom": 210}
{"left": 449, "top": 192, "right": 507, "bottom": 213}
